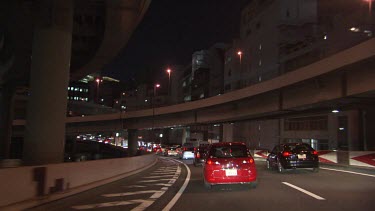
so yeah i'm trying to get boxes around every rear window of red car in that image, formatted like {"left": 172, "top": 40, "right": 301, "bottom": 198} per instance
{"left": 209, "top": 145, "right": 248, "bottom": 158}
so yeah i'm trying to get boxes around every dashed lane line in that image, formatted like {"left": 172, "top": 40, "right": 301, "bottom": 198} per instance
{"left": 282, "top": 182, "right": 326, "bottom": 200}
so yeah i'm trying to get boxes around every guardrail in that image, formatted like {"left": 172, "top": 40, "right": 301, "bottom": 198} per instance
{"left": 0, "top": 154, "right": 157, "bottom": 210}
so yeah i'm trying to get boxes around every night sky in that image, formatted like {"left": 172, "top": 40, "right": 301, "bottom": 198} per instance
{"left": 103, "top": 0, "right": 250, "bottom": 86}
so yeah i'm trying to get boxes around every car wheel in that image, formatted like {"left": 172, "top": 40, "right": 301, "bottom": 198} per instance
{"left": 204, "top": 178, "right": 212, "bottom": 190}
{"left": 249, "top": 180, "right": 258, "bottom": 189}
{"left": 312, "top": 167, "right": 319, "bottom": 173}
{"left": 277, "top": 160, "right": 285, "bottom": 173}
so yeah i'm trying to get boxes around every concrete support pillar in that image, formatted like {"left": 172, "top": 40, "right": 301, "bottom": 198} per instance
{"left": 23, "top": 0, "right": 73, "bottom": 165}
{"left": 222, "top": 123, "right": 234, "bottom": 142}
{"left": 127, "top": 129, "right": 138, "bottom": 156}
{"left": 0, "top": 84, "right": 16, "bottom": 160}
{"left": 181, "top": 128, "right": 187, "bottom": 145}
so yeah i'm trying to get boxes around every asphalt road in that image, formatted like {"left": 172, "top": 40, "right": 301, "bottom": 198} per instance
{"left": 28, "top": 156, "right": 375, "bottom": 211}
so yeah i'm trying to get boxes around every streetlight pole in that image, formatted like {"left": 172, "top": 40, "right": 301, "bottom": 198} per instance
{"left": 237, "top": 51, "right": 243, "bottom": 88}
{"left": 152, "top": 83, "right": 160, "bottom": 144}
{"left": 96, "top": 78, "right": 101, "bottom": 103}
{"left": 166, "top": 68, "right": 171, "bottom": 96}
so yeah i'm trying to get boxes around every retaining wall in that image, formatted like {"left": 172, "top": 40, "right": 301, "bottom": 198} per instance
{"left": 0, "top": 154, "right": 157, "bottom": 210}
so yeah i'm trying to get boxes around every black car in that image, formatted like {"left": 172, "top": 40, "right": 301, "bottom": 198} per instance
{"left": 266, "top": 143, "right": 319, "bottom": 173}
{"left": 193, "top": 145, "right": 209, "bottom": 166}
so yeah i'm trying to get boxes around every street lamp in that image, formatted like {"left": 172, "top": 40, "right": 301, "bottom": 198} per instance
{"left": 152, "top": 83, "right": 160, "bottom": 144}
{"left": 154, "top": 83, "right": 160, "bottom": 97}
{"left": 166, "top": 68, "right": 171, "bottom": 96}
{"left": 237, "top": 51, "right": 242, "bottom": 65}
{"left": 95, "top": 78, "right": 101, "bottom": 103}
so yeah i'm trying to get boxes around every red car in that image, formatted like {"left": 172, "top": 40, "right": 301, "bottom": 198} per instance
{"left": 203, "top": 142, "right": 257, "bottom": 189}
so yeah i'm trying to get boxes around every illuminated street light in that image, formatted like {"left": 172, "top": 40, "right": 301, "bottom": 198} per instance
{"left": 154, "top": 83, "right": 160, "bottom": 96}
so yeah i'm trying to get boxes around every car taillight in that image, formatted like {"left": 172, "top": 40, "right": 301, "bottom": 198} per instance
{"left": 283, "top": 151, "right": 291, "bottom": 157}
{"left": 206, "top": 159, "right": 213, "bottom": 165}
{"left": 242, "top": 158, "right": 254, "bottom": 164}
{"left": 196, "top": 152, "right": 200, "bottom": 158}
{"left": 312, "top": 150, "right": 318, "bottom": 155}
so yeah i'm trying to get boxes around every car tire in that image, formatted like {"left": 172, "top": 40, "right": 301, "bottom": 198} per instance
{"left": 204, "top": 178, "right": 212, "bottom": 190}
{"left": 249, "top": 180, "right": 258, "bottom": 189}
{"left": 277, "top": 160, "right": 285, "bottom": 173}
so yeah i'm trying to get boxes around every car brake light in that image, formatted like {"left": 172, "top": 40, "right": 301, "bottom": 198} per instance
{"left": 196, "top": 152, "right": 200, "bottom": 158}
{"left": 206, "top": 159, "right": 213, "bottom": 165}
{"left": 312, "top": 150, "right": 318, "bottom": 155}
{"left": 242, "top": 158, "right": 254, "bottom": 164}
{"left": 283, "top": 151, "right": 291, "bottom": 157}
{"left": 249, "top": 158, "right": 254, "bottom": 164}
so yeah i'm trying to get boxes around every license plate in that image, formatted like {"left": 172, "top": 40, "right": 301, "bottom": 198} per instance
{"left": 298, "top": 154, "right": 306, "bottom": 159}
{"left": 225, "top": 169, "right": 237, "bottom": 176}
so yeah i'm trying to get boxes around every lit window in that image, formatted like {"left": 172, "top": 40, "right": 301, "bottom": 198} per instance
{"left": 259, "top": 44, "right": 262, "bottom": 50}
{"left": 259, "top": 60, "right": 262, "bottom": 66}
{"left": 259, "top": 76, "right": 262, "bottom": 82}
{"left": 101, "top": 99, "right": 104, "bottom": 102}
{"left": 67, "top": 87, "right": 70, "bottom": 91}
{"left": 75, "top": 88, "right": 78, "bottom": 91}
{"left": 323, "top": 35, "right": 327, "bottom": 40}
{"left": 80, "top": 89, "right": 83, "bottom": 92}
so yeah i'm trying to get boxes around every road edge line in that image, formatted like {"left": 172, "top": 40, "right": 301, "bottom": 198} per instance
{"left": 162, "top": 159, "right": 191, "bottom": 211}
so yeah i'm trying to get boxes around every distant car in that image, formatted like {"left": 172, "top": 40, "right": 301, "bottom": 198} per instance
{"left": 203, "top": 142, "right": 257, "bottom": 189}
{"left": 164, "top": 147, "right": 179, "bottom": 156}
{"left": 193, "top": 145, "right": 209, "bottom": 166}
{"left": 266, "top": 143, "right": 319, "bottom": 173}
{"left": 181, "top": 146, "right": 195, "bottom": 160}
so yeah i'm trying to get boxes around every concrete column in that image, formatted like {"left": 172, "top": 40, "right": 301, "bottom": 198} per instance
{"left": 181, "top": 128, "right": 187, "bottom": 145}
{"left": 222, "top": 123, "right": 234, "bottom": 142}
{"left": 127, "top": 129, "right": 138, "bottom": 156}
{"left": 23, "top": 0, "right": 73, "bottom": 165}
{"left": 0, "top": 84, "right": 16, "bottom": 160}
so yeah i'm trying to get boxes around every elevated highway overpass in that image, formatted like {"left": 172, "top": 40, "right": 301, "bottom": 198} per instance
{"left": 13, "top": 38, "right": 374, "bottom": 134}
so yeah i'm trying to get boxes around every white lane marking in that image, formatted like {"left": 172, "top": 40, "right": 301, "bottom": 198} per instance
{"left": 168, "top": 179, "right": 176, "bottom": 184}
{"left": 139, "top": 179, "right": 172, "bottom": 183}
{"left": 131, "top": 199, "right": 155, "bottom": 211}
{"left": 162, "top": 159, "right": 191, "bottom": 211}
{"left": 153, "top": 183, "right": 172, "bottom": 187}
{"left": 153, "top": 170, "right": 177, "bottom": 173}
{"left": 320, "top": 167, "right": 375, "bottom": 178}
{"left": 151, "top": 171, "right": 175, "bottom": 175}
{"left": 150, "top": 190, "right": 166, "bottom": 199}
{"left": 143, "top": 175, "right": 174, "bottom": 179}
{"left": 125, "top": 185, "right": 147, "bottom": 188}
{"left": 102, "top": 190, "right": 163, "bottom": 197}
{"left": 161, "top": 187, "right": 168, "bottom": 190}
{"left": 282, "top": 182, "right": 326, "bottom": 200}
{"left": 72, "top": 199, "right": 151, "bottom": 210}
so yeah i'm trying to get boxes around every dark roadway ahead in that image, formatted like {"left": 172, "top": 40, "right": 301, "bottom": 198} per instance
{"left": 28, "top": 157, "right": 375, "bottom": 211}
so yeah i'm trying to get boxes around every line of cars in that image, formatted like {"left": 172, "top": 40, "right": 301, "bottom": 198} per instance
{"left": 157, "top": 142, "right": 319, "bottom": 190}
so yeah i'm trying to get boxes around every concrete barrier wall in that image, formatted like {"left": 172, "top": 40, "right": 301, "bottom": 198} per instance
{"left": 0, "top": 154, "right": 157, "bottom": 209}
